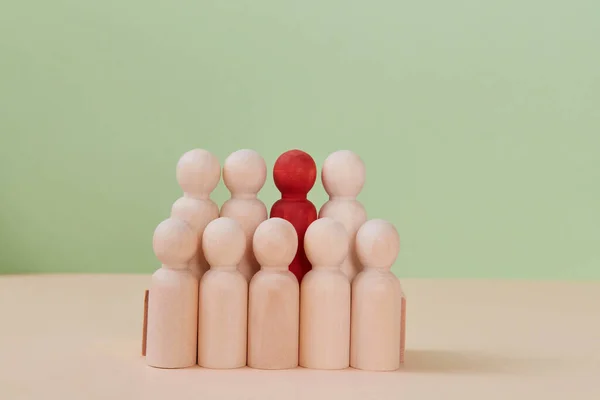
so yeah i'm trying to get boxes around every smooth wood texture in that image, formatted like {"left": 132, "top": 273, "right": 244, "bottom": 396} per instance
{"left": 198, "top": 217, "right": 248, "bottom": 369}
{"left": 141, "top": 289, "right": 148, "bottom": 356}
{"left": 351, "top": 219, "right": 403, "bottom": 371}
{"left": 248, "top": 218, "right": 300, "bottom": 369}
{"left": 146, "top": 269, "right": 198, "bottom": 369}
{"left": 300, "top": 218, "right": 351, "bottom": 370}
{"left": 1, "top": 275, "right": 600, "bottom": 400}
{"left": 146, "top": 218, "right": 199, "bottom": 369}
{"left": 318, "top": 150, "right": 368, "bottom": 281}
{"left": 172, "top": 148, "right": 221, "bottom": 279}
{"left": 220, "top": 149, "right": 268, "bottom": 282}
{"left": 270, "top": 149, "right": 318, "bottom": 283}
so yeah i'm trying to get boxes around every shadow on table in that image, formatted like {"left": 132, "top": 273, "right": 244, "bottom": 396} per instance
{"left": 402, "top": 349, "right": 559, "bottom": 375}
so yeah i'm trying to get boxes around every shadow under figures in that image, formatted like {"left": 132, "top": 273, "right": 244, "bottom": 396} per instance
{"left": 402, "top": 349, "right": 563, "bottom": 375}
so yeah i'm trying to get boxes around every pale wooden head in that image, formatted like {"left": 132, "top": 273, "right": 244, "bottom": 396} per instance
{"left": 171, "top": 197, "right": 206, "bottom": 232}
{"left": 176, "top": 149, "right": 221, "bottom": 198}
{"left": 321, "top": 150, "right": 366, "bottom": 198}
{"left": 253, "top": 218, "right": 298, "bottom": 269}
{"left": 356, "top": 219, "right": 400, "bottom": 270}
{"left": 152, "top": 218, "right": 197, "bottom": 269}
{"left": 202, "top": 217, "right": 246, "bottom": 268}
{"left": 223, "top": 149, "right": 267, "bottom": 196}
{"left": 304, "top": 217, "right": 349, "bottom": 267}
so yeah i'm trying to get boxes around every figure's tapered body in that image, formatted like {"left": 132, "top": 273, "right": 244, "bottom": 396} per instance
{"left": 248, "top": 269, "right": 299, "bottom": 369}
{"left": 171, "top": 197, "right": 218, "bottom": 279}
{"left": 351, "top": 268, "right": 402, "bottom": 371}
{"left": 198, "top": 269, "right": 248, "bottom": 368}
{"left": 319, "top": 199, "right": 366, "bottom": 281}
{"left": 300, "top": 271, "right": 350, "bottom": 369}
{"left": 147, "top": 268, "right": 198, "bottom": 368}
{"left": 220, "top": 197, "right": 267, "bottom": 281}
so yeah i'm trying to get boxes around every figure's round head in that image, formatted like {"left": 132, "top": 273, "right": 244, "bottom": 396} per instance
{"left": 321, "top": 150, "right": 365, "bottom": 198}
{"left": 273, "top": 150, "right": 317, "bottom": 197}
{"left": 223, "top": 149, "right": 267, "bottom": 196}
{"left": 355, "top": 219, "right": 400, "bottom": 270}
{"left": 304, "top": 218, "right": 349, "bottom": 267}
{"left": 253, "top": 218, "right": 298, "bottom": 268}
{"left": 176, "top": 149, "right": 221, "bottom": 198}
{"left": 153, "top": 218, "right": 197, "bottom": 268}
{"left": 202, "top": 217, "right": 246, "bottom": 267}
{"left": 170, "top": 197, "right": 206, "bottom": 232}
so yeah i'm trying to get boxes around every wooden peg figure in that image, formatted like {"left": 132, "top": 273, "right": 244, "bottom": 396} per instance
{"left": 198, "top": 217, "right": 248, "bottom": 369}
{"left": 220, "top": 149, "right": 268, "bottom": 282}
{"left": 319, "top": 150, "right": 367, "bottom": 282}
{"left": 350, "top": 219, "right": 402, "bottom": 372}
{"left": 146, "top": 218, "right": 199, "bottom": 369}
{"left": 270, "top": 149, "right": 318, "bottom": 283}
{"left": 300, "top": 218, "right": 351, "bottom": 370}
{"left": 248, "top": 218, "right": 300, "bottom": 370}
{"left": 171, "top": 149, "right": 220, "bottom": 280}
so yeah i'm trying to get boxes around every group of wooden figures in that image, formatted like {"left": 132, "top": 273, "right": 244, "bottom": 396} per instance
{"left": 143, "top": 148, "right": 406, "bottom": 372}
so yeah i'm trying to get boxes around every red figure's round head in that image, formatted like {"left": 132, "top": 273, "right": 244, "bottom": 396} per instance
{"left": 273, "top": 149, "right": 317, "bottom": 198}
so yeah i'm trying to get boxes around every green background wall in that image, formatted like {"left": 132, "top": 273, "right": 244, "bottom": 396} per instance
{"left": 1, "top": 1, "right": 598, "bottom": 279}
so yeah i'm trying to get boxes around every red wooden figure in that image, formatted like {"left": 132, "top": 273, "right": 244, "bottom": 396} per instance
{"left": 270, "top": 149, "right": 317, "bottom": 283}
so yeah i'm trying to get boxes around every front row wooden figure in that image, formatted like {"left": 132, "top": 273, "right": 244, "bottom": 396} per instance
{"left": 248, "top": 218, "right": 300, "bottom": 369}
{"left": 351, "top": 219, "right": 403, "bottom": 371}
{"left": 146, "top": 216, "right": 404, "bottom": 372}
{"left": 300, "top": 217, "right": 351, "bottom": 370}
{"left": 146, "top": 218, "right": 199, "bottom": 369}
{"left": 198, "top": 217, "right": 248, "bottom": 369}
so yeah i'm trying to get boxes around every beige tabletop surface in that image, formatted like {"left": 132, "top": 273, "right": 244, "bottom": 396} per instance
{"left": 0, "top": 274, "right": 598, "bottom": 399}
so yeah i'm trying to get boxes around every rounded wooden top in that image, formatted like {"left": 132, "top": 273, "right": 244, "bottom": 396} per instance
{"left": 273, "top": 149, "right": 317, "bottom": 197}
{"left": 356, "top": 219, "right": 400, "bottom": 270}
{"left": 170, "top": 197, "right": 211, "bottom": 232}
{"left": 304, "top": 217, "right": 349, "bottom": 267}
{"left": 202, "top": 217, "right": 246, "bottom": 268}
{"left": 253, "top": 218, "right": 298, "bottom": 268}
{"left": 176, "top": 149, "right": 221, "bottom": 198}
{"left": 321, "top": 150, "right": 365, "bottom": 198}
{"left": 152, "top": 218, "right": 197, "bottom": 268}
{"left": 223, "top": 149, "right": 267, "bottom": 196}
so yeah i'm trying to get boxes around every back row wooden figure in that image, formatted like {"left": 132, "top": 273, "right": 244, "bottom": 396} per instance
{"left": 145, "top": 148, "right": 406, "bottom": 371}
